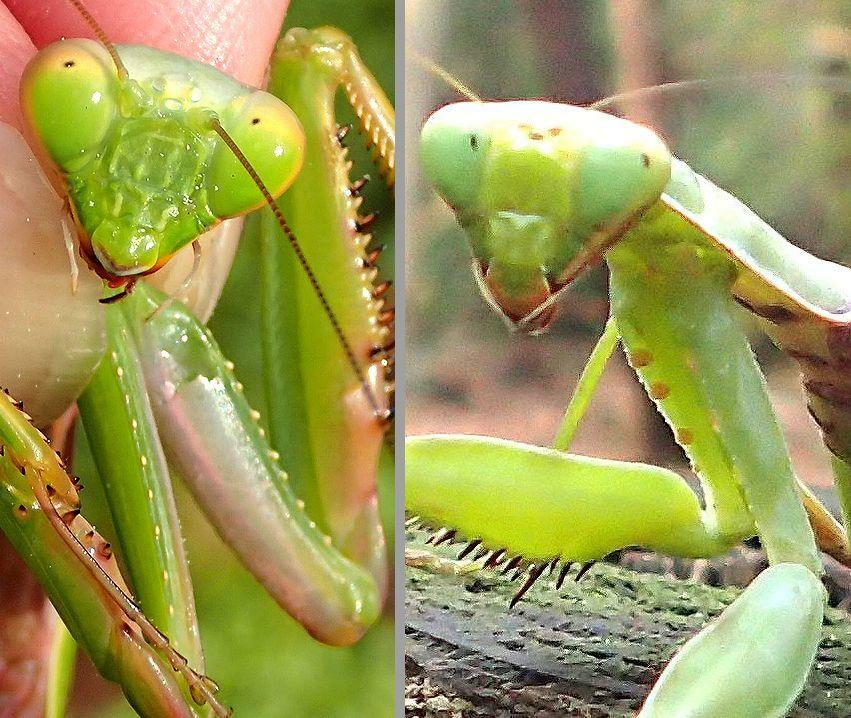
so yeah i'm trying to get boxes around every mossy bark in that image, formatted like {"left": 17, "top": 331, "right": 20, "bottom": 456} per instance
{"left": 405, "top": 535, "right": 851, "bottom": 717}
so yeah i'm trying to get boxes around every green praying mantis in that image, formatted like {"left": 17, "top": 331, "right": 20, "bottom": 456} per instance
{"left": 406, "top": 73, "right": 851, "bottom": 716}
{"left": 0, "top": 1, "right": 394, "bottom": 716}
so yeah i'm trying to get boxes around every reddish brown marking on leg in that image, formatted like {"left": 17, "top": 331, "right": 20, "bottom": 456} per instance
{"left": 786, "top": 349, "right": 830, "bottom": 367}
{"left": 827, "top": 325, "right": 851, "bottom": 363}
{"left": 805, "top": 381, "right": 851, "bottom": 408}
{"left": 732, "top": 296, "right": 797, "bottom": 323}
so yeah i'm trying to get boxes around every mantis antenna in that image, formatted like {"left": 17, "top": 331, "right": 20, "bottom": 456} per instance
{"left": 589, "top": 72, "right": 851, "bottom": 111}
{"left": 413, "top": 52, "right": 483, "bottom": 102}
{"left": 211, "top": 119, "right": 389, "bottom": 423}
{"left": 66, "top": 0, "right": 129, "bottom": 79}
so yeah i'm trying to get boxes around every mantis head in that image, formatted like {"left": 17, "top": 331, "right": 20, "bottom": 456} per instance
{"left": 20, "top": 39, "right": 305, "bottom": 280}
{"left": 421, "top": 100, "right": 671, "bottom": 332}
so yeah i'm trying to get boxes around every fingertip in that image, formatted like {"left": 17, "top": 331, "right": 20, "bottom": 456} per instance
{"left": 0, "top": 4, "right": 35, "bottom": 130}
{"left": 7, "top": 0, "right": 289, "bottom": 85}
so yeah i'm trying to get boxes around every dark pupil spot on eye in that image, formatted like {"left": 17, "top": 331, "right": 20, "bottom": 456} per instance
{"left": 469, "top": 134, "right": 478, "bottom": 150}
{"left": 64, "top": 60, "right": 75, "bottom": 68}
{"left": 252, "top": 117, "right": 261, "bottom": 125}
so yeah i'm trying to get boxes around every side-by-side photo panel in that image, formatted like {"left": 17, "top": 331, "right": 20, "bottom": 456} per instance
{"left": 405, "top": 2, "right": 850, "bottom": 717}
{"left": 0, "top": 0, "right": 394, "bottom": 716}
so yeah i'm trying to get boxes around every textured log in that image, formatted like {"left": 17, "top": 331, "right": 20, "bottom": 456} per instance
{"left": 405, "top": 535, "right": 851, "bottom": 718}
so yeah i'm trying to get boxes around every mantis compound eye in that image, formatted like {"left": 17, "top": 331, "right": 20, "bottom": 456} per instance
{"left": 420, "top": 101, "right": 489, "bottom": 212}
{"left": 207, "top": 91, "right": 306, "bottom": 218}
{"left": 21, "top": 39, "right": 119, "bottom": 173}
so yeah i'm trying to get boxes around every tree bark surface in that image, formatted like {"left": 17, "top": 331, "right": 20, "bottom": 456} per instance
{"left": 405, "top": 538, "right": 851, "bottom": 718}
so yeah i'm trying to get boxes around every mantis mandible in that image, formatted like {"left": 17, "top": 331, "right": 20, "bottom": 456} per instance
{"left": 0, "top": 1, "right": 394, "bottom": 715}
{"left": 407, "top": 76, "right": 850, "bottom": 716}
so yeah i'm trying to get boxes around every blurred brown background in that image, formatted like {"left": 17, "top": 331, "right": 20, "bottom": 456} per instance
{"left": 406, "top": 0, "right": 850, "bottom": 497}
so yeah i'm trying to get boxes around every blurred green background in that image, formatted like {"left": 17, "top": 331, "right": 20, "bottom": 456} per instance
{"left": 72, "top": 1, "right": 395, "bottom": 716}
{"left": 407, "top": 0, "right": 849, "bottom": 492}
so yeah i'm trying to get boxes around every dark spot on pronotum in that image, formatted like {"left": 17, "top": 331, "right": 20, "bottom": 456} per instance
{"left": 676, "top": 428, "right": 695, "bottom": 445}
{"left": 641, "top": 153, "right": 651, "bottom": 167}
{"left": 251, "top": 117, "right": 261, "bottom": 125}
{"left": 548, "top": 127, "right": 562, "bottom": 136}
{"left": 15, "top": 505, "right": 27, "bottom": 518}
{"left": 628, "top": 348, "right": 653, "bottom": 368}
{"left": 469, "top": 134, "right": 479, "bottom": 151}
{"left": 650, "top": 382, "right": 670, "bottom": 400}
{"left": 529, "top": 132, "right": 544, "bottom": 141}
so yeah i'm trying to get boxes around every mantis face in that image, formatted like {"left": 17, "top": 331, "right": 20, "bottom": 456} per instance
{"left": 21, "top": 39, "right": 305, "bottom": 281}
{"left": 421, "top": 100, "right": 671, "bottom": 331}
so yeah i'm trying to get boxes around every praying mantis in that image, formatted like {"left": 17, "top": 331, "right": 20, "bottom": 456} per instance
{"left": 0, "top": 0, "right": 394, "bottom": 716}
{"left": 406, "top": 18, "right": 850, "bottom": 718}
